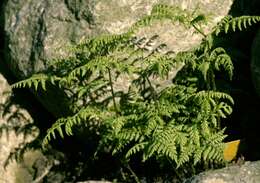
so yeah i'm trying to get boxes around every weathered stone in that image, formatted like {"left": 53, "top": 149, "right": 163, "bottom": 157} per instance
{"left": 4, "top": 0, "right": 233, "bottom": 78}
{"left": 0, "top": 73, "right": 63, "bottom": 183}
{"left": 0, "top": 73, "right": 34, "bottom": 183}
{"left": 3, "top": 0, "right": 233, "bottom": 116}
{"left": 184, "top": 161, "right": 260, "bottom": 183}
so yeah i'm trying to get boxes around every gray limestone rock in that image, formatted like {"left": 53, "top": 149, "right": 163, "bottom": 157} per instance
{"left": 3, "top": 0, "right": 233, "bottom": 115}
{"left": 184, "top": 161, "right": 260, "bottom": 183}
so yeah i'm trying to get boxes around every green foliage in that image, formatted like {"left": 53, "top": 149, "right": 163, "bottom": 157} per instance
{"left": 213, "top": 15, "right": 260, "bottom": 35}
{"left": 11, "top": 4, "right": 260, "bottom": 175}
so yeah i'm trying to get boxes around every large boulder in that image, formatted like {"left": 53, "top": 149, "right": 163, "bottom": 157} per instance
{"left": 3, "top": 0, "right": 233, "bottom": 115}
{"left": 184, "top": 161, "right": 260, "bottom": 183}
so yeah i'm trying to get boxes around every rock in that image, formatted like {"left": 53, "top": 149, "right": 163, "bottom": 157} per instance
{"left": 3, "top": 0, "right": 233, "bottom": 116}
{"left": 0, "top": 73, "right": 64, "bottom": 183}
{"left": 184, "top": 161, "right": 260, "bottom": 183}
{"left": 3, "top": 0, "right": 233, "bottom": 78}
{"left": 0, "top": 72, "right": 34, "bottom": 183}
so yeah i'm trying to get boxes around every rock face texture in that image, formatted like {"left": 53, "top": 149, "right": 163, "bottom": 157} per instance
{"left": 3, "top": 0, "right": 233, "bottom": 115}
{"left": 3, "top": 0, "right": 233, "bottom": 78}
{"left": 184, "top": 161, "right": 260, "bottom": 183}
{"left": 0, "top": 73, "right": 63, "bottom": 183}
{"left": 0, "top": 73, "right": 34, "bottom": 183}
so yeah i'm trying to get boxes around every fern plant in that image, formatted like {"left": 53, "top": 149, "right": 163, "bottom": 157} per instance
{"left": 12, "top": 4, "right": 260, "bottom": 176}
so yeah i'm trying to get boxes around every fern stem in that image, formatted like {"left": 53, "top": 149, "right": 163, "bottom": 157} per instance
{"left": 125, "top": 163, "right": 141, "bottom": 183}
{"left": 192, "top": 24, "right": 207, "bottom": 38}
{"left": 145, "top": 76, "right": 157, "bottom": 100}
{"left": 108, "top": 68, "right": 119, "bottom": 113}
{"left": 120, "top": 168, "right": 127, "bottom": 181}
{"left": 209, "top": 70, "right": 216, "bottom": 91}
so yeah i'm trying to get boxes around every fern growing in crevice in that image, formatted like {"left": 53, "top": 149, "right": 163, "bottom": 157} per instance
{"left": 11, "top": 4, "right": 260, "bottom": 179}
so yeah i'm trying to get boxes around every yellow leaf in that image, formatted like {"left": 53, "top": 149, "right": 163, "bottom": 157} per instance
{"left": 224, "top": 139, "right": 241, "bottom": 161}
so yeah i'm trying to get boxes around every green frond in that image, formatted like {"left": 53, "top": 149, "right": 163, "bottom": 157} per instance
{"left": 144, "top": 54, "right": 177, "bottom": 79}
{"left": 215, "top": 54, "right": 233, "bottom": 80}
{"left": 207, "top": 129, "right": 227, "bottom": 145}
{"left": 116, "top": 128, "right": 143, "bottom": 142}
{"left": 109, "top": 116, "right": 128, "bottom": 134}
{"left": 210, "top": 47, "right": 234, "bottom": 79}
{"left": 130, "top": 4, "right": 194, "bottom": 33}
{"left": 42, "top": 106, "right": 104, "bottom": 148}
{"left": 142, "top": 125, "right": 188, "bottom": 164}
{"left": 198, "top": 61, "right": 210, "bottom": 81}
{"left": 76, "top": 79, "right": 109, "bottom": 99}
{"left": 11, "top": 74, "right": 59, "bottom": 91}
{"left": 214, "top": 102, "right": 233, "bottom": 118}
{"left": 13, "top": 3, "right": 244, "bottom": 170}
{"left": 190, "top": 14, "right": 207, "bottom": 26}
{"left": 78, "top": 33, "right": 132, "bottom": 57}
{"left": 125, "top": 142, "right": 148, "bottom": 158}
{"left": 177, "top": 145, "right": 192, "bottom": 167}
{"left": 213, "top": 15, "right": 260, "bottom": 35}
{"left": 193, "top": 91, "right": 234, "bottom": 105}
{"left": 42, "top": 117, "right": 66, "bottom": 148}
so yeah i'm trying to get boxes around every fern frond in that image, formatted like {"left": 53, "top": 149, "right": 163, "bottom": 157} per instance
{"left": 116, "top": 128, "right": 143, "bottom": 142}
{"left": 11, "top": 74, "right": 59, "bottom": 91}
{"left": 42, "top": 118, "right": 65, "bottom": 148}
{"left": 210, "top": 47, "right": 234, "bottom": 79}
{"left": 125, "top": 142, "right": 148, "bottom": 158}
{"left": 77, "top": 33, "right": 132, "bottom": 57}
{"left": 193, "top": 91, "right": 234, "bottom": 104}
{"left": 177, "top": 145, "right": 192, "bottom": 167}
{"left": 130, "top": 4, "right": 193, "bottom": 32}
{"left": 143, "top": 125, "right": 186, "bottom": 164}
{"left": 213, "top": 15, "right": 260, "bottom": 35}
{"left": 42, "top": 106, "right": 104, "bottom": 148}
